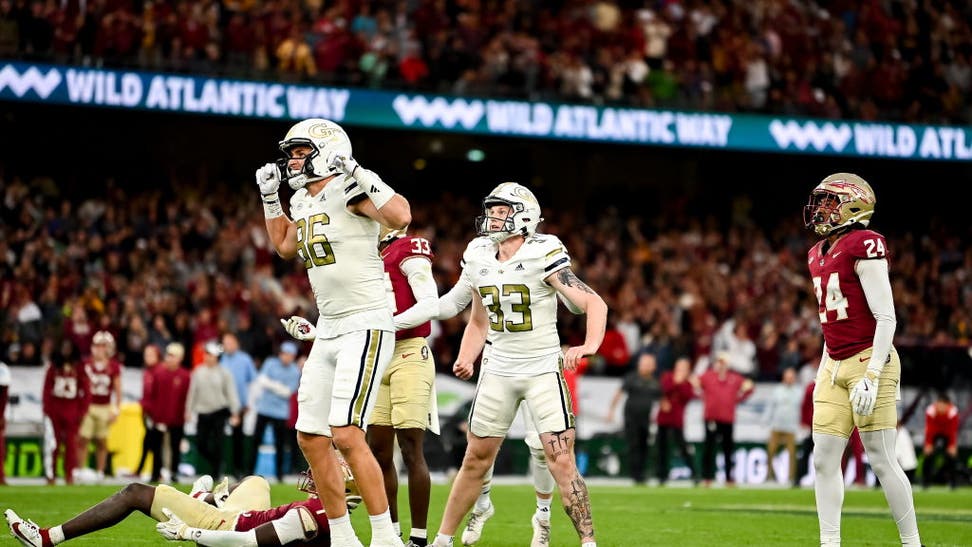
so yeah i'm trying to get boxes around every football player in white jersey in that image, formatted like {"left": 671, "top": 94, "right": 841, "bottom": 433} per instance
{"left": 430, "top": 183, "right": 607, "bottom": 547}
{"left": 256, "top": 118, "right": 411, "bottom": 547}
{"left": 410, "top": 264, "right": 583, "bottom": 547}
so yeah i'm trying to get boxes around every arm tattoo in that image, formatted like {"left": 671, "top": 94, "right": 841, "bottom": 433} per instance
{"left": 564, "top": 474, "right": 595, "bottom": 540}
{"left": 556, "top": 268, "right": 596, "bottom": 295}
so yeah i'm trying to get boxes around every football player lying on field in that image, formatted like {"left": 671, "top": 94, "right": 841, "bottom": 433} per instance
{"left": 6, "top": 464, "right": 359, "bottom": 547}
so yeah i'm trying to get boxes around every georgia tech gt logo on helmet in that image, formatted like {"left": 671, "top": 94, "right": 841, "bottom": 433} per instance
{"left": 804, "top": 172, "right": 876, "bottom": 237}
{"left": 278, "top": 118, "right": 353, "bottom": 190}
{"left": 476, "top": 182, "right": 544, "bottom": 242}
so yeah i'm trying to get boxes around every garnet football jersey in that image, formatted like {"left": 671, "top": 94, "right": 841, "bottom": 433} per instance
{"left": 83, "top": 358, "right": 121, "bottom": 405}
{"left": 235, "top": 497, "right": 329, "bottom": 545}
{"left": 43, "top": 364, "right": 90, "bottom": 413}
{"left": 382, "top": 235, "right": 434, "bottom": 340}
{"left": 807, "top": 229, "right": 889, "bottom": 360}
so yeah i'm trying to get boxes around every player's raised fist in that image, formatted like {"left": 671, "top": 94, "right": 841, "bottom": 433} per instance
{"left": 255, "top": 163, "right": 282, "bottom": 195}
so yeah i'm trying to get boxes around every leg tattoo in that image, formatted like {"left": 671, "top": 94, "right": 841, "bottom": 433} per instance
{"left": 563, "top": 475, "right": 594, "bottom": 540}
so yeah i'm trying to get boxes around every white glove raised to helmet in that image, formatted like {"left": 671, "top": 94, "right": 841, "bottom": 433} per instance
{"left": 849, "top": 372, "right": 879, "bottom": 416}
{"left": 324, "top": 150, "right": 359, "bottom": 177}
{"left": 255, "top": 163, "right": 283, "bottom": 195}
{"left": 324, "top": 151, "right": 396, "bottom": 210}
{"left": 156, "top": 508, "right": 195, "bottom": 541}
{"left": 281, "top": 315, "right": 317, "bottom": 341}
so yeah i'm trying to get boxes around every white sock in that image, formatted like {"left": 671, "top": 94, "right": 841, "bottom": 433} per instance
{"left": 860, "top": 429, "right": 921, "bottom": 546}
{"left": 536, "top": 496, "right": 552, "bottom": 521}
{"left": 393, "top": 521, "right": 401, "bottom": 537}
{"left": 434, "top": 533, "right": 454, "bottom": 546}
{"left": 411, "top": 528, "right": 427, "bottom": 539}
{"left": 49, "top": 525, "right": 65, "bottom": 545}
{"left": 474, "top": 483, "right": 492, "bottom": 512}
{"left": 328, "top": 513, "right": 356, "bottom": 541}
{"left": 813, "top": 433, "right": 849, "bottom": 545}
{"left": 370, "top": 509, "right": 395, "bottom": 539}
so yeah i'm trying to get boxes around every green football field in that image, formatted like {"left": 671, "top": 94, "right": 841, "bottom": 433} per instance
{"left": 1, "top": 482, "right": 970, "bottom": 546}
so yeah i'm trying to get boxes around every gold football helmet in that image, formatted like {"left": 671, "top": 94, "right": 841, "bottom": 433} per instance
{"left": 804, "top": 172, "right": 876, "bottom": 237}
{"left": 379, "top": 224, "right": 407, "bottom": 244}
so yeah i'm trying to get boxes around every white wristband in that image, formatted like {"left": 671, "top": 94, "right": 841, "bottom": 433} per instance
{"left": 262, "top": 192, "right": 284, "bottom": 219}
{"left": 352, "top": 166, "right": 396, "bottom": 210}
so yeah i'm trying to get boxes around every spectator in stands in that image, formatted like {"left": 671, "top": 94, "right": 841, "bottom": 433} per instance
{"left": 251, "top": 341, "right": 301, "bottom": 482}
{"left": 597, "top": 316, "right": 632, "bottom": 376}
{"left": 656, "top": 356, "right": 697, "bottom": 485}
{"left": 187, "top": 341, "right": 240, "bottom": 479}
{"left": 764, "top": 367, "right": 802, "bottom": 484}
{"left": 43, "top": 341, "right": 90, "bottom": 485}
{"left": 922, "top": 393, "right": 960, "bottom": 489}
{"left": 219, "top": 332, "right": 256, "bottom": 479}
{"left": 718, "top": 321, "right": 757, "bottom": 379}
{"left": 698, "top": 351, "right": 754, "bottom": 486}
{"left": 149, "top": 342, "right": 191, "bottom": 483}
{"left": 607, "top": 352, "right": 661, "bottom": 484}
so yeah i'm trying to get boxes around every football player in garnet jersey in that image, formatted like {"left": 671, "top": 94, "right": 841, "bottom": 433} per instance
{"left": 364, "top": 225, "right": 439, "bottom": 547}
{"left": 804, "top": 173, "right": 922, "bottom": 547}
{"left": 77, "top": 330, "right": 123, "bottom": 480}
{"left": 5, "top": 474, "right": 331, "bottom": 547}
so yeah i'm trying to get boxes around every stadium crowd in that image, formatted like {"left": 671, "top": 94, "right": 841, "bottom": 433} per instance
{"left": 2, "top": 0, "right": 972, "bottom": 123}
{"left": 1, "top": 173, "right": 970, "bottom": 389}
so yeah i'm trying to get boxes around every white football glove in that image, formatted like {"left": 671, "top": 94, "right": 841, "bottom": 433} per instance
{"left": 324, "top": 150, "right": 360, "bottom": 177}
{"left": 281, "top": 315, "right": 317, "bottom": 341}
{"left": 849, "top": 373, "right": 879, "bottom": 416}
{"left": 156, "top": 508, "right": 193, "bottom": 541}
{"left": 255, "top": 163, "right": 282, "bottom": 195}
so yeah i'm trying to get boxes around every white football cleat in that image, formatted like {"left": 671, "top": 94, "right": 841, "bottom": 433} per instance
{"left": 460, "top": 503, "right": 494, "bottom": 545}
{"left": 5, "top": 509, "right": 44, "bottom": 547}
{"left": 190, "top": 474, "right": 214, "bottom": 498}
{"left": 368, "top": 537, "right": 405, "bottom": 547}
{"left": 530, "top": 515, "right": 550, "bottom": 547}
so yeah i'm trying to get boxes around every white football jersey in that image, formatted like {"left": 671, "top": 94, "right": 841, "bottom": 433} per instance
{"left": 462, "top": 233, "right": 571, "bottom": 373}
{"left": 289, "top": 176, "right": 393, "bottom": 338}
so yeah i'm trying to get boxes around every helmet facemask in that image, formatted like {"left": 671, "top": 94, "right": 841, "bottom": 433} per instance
{"left": 279, "top": 139, "right": 326, "bottom": 191}
{"left": 297, "top": 469, "right": 317, "bottom": 496}
{"left": 476, "top": 198, "right": 523, "bottom": 242}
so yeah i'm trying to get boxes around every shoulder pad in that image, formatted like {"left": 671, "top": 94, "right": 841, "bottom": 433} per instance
{"left": 842, "top": 229, "right": 888, "bottom": 260}
{"left": 461, "top": 237, "right": 494, "bottom": 266}
{"left": 289, "top": 188, "right": 309, "bottom": 207}
{"left": 525, "top": 234, "right": 571, "bottom": 271}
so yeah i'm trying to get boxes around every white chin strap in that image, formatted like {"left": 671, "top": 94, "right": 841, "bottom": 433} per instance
{"left": 287, "top": 172, "right": 327, "bottom": 190}
{"left": 488, "top": 230, "right": 520, "bottom": 242}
